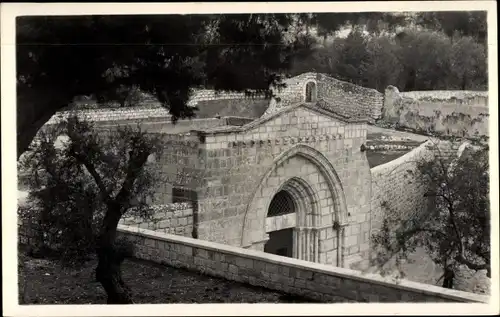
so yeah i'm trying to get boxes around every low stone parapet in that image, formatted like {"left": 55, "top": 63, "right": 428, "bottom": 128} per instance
{"left": 117, "top": 224, "right": 489, "bottom": 303}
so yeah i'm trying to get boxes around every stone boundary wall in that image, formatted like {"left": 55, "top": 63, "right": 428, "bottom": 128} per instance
{"left": 120, "top": 203, "right": 194, "bottom": 237}
{"left": 365, "top": 140, "right": 424, "bottom": 152}
{"left": 45, "top": 106, "right": 172, "bottom": 125}
{"left": 187, "top": 89, "right": 268, "bottom": 107}
{"left": 317, "top": 74, "right": 384, "bottom": 121}
{"left": 370, "top": 140, "right": 435, "bottom": 233}
{"left": 117, "top": 224, "right": 488, "bottom": 303}
{"left": 382, "top": 86, "right": 489, "bottom": 138}
{"left": 265, "top": 73, "right": 384, "bottom": 122}
{"left": 399, "top": 90, "right": 488, "bottom": 103}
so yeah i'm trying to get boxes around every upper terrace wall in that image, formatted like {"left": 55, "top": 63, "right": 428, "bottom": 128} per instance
{"left": 316, "top": 74, "right": 383, "bottom": 121}
{"left": 382, "top": 86, "right": 489, "bottom": 138}
{"left": 41, "top": 73, "right": 489, "bottom": 141}
{"left": 187, "top": 89, "right": 268, "bottom": 106}
{"left": 46, "top": 106, "right": 171, "bottom": 125}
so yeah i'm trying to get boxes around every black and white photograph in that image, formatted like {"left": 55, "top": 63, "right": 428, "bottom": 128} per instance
{"left": 2, "top": 1, "right": 498, "bottom": 315}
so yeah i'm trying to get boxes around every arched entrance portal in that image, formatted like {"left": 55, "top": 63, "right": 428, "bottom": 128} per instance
{"left": 263, "top": 177, "right": 320, "bottom": 262}
{"left": 241, "top": 145, "right": 350, "bottom": 267}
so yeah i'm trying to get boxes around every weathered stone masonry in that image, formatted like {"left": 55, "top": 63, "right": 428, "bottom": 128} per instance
{"left": 149, "top": 102, "right": 372, "bottom": 269}
{"left": 266, "top": 72, "right": 384, "bottom": 123}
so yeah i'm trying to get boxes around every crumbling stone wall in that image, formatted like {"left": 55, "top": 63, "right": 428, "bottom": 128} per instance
{"left": 266, "top": 72, "right": 384, "bottom": 122}
{"left": 382, "top": 86, "right": 489, "bottom": 138}
{"left": 187, "top": 89, "right": 268, "bottom": 107}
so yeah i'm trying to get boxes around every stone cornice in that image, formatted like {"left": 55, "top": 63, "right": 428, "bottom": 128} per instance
{"left": 225, "top": 133, "right": 347, "bottom": 148}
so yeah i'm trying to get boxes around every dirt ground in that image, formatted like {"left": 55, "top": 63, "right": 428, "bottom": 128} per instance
{"left": 18, "top": 250, "right": 318, "bottom": 304}
{"left": 366, "top": 247, "right": 491, "bottom": 296}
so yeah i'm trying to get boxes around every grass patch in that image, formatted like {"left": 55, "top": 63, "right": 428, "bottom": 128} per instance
{"left": 366, "top": 151, "right": 411, "bottom": 168}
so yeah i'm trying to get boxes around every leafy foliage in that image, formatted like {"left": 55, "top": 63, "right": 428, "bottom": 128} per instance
{"left": 289, "top": 14, "right": 488, "bottom": 92}
{"left": 371, "top": 141, "right": 491, "bottom": 283}
{"left": 18, "top": 115, "right": 163, "bottom": 265}
{"left": 416, "top": 11, "right": 487, "bottom": 44}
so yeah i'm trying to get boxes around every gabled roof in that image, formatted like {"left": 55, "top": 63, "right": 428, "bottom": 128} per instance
{"left": 194, "top": 99, "right": 369, "bottom": 135}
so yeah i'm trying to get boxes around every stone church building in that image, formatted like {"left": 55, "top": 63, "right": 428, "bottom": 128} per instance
{"left": 141, "top": 72, "right": 377, "bottom": 268}
{"left": 22, "top": 71, "right": 488, "bottom": 290}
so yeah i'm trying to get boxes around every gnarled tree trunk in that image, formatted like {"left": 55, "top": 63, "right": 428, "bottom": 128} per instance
{"left": 95, "top": 202, "right": 134, "bottom": 304}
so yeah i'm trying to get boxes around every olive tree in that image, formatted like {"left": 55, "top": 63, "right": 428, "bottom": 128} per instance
{"left": 371, "top": 140, "right": 490, "bottom": 289}
{"left": 19, "top": 115, "right": 164, "bottom": 303}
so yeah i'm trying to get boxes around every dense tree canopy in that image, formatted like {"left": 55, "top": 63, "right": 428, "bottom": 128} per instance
{"left": 416, "top": 11, "right": 488, "bottom": 44}
{"left": 17, "top": 14, "right": 303, "bottom": 158}
{"left": 289, "top": 15, "right": 488, "bottom": 92}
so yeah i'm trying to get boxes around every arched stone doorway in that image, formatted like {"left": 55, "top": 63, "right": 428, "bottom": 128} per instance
{"left": 263, "top": 177, "right": 320, "bottom": 262}
{"left": 241, "top": 145, "right": 349, "bottom": 267}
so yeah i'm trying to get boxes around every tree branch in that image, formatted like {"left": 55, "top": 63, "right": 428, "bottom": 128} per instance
{"left": 113, "top": 146, "right": 152, "bottom": 213}
{"left": 454, "top": 254, "right": 489, "bottom": 273}
{"left": 69, "top": 147, "right": 111, "bottom": 203}
{"left": 424, "top": 191, "right": 465, "bottom": 256}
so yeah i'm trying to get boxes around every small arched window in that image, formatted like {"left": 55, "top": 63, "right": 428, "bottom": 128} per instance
{"left": 305, "top": 81, "right": 317, "bottom": 102}
{"left": 267, "top": 190, "right": 295, "bottom": 217}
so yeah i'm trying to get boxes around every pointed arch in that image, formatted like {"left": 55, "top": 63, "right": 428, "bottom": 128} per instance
{"left": 241, "top": 144, "right": 348, "bottom": 247}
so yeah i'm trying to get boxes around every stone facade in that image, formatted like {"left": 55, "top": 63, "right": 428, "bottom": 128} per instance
{"left": 139, "top": 101, "right": 372, "bottom": 269}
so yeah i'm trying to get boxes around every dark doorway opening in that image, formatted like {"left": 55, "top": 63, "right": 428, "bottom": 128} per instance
{"left": 264, "top": 228, "right": 294, "bottom": 258}
{"left": 305, "top": 81, "right": 317, "bottom": 102}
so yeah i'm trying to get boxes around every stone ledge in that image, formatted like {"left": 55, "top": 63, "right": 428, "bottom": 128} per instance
{"left": 117, "top": 225, "right": 489, "bottom": 303}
